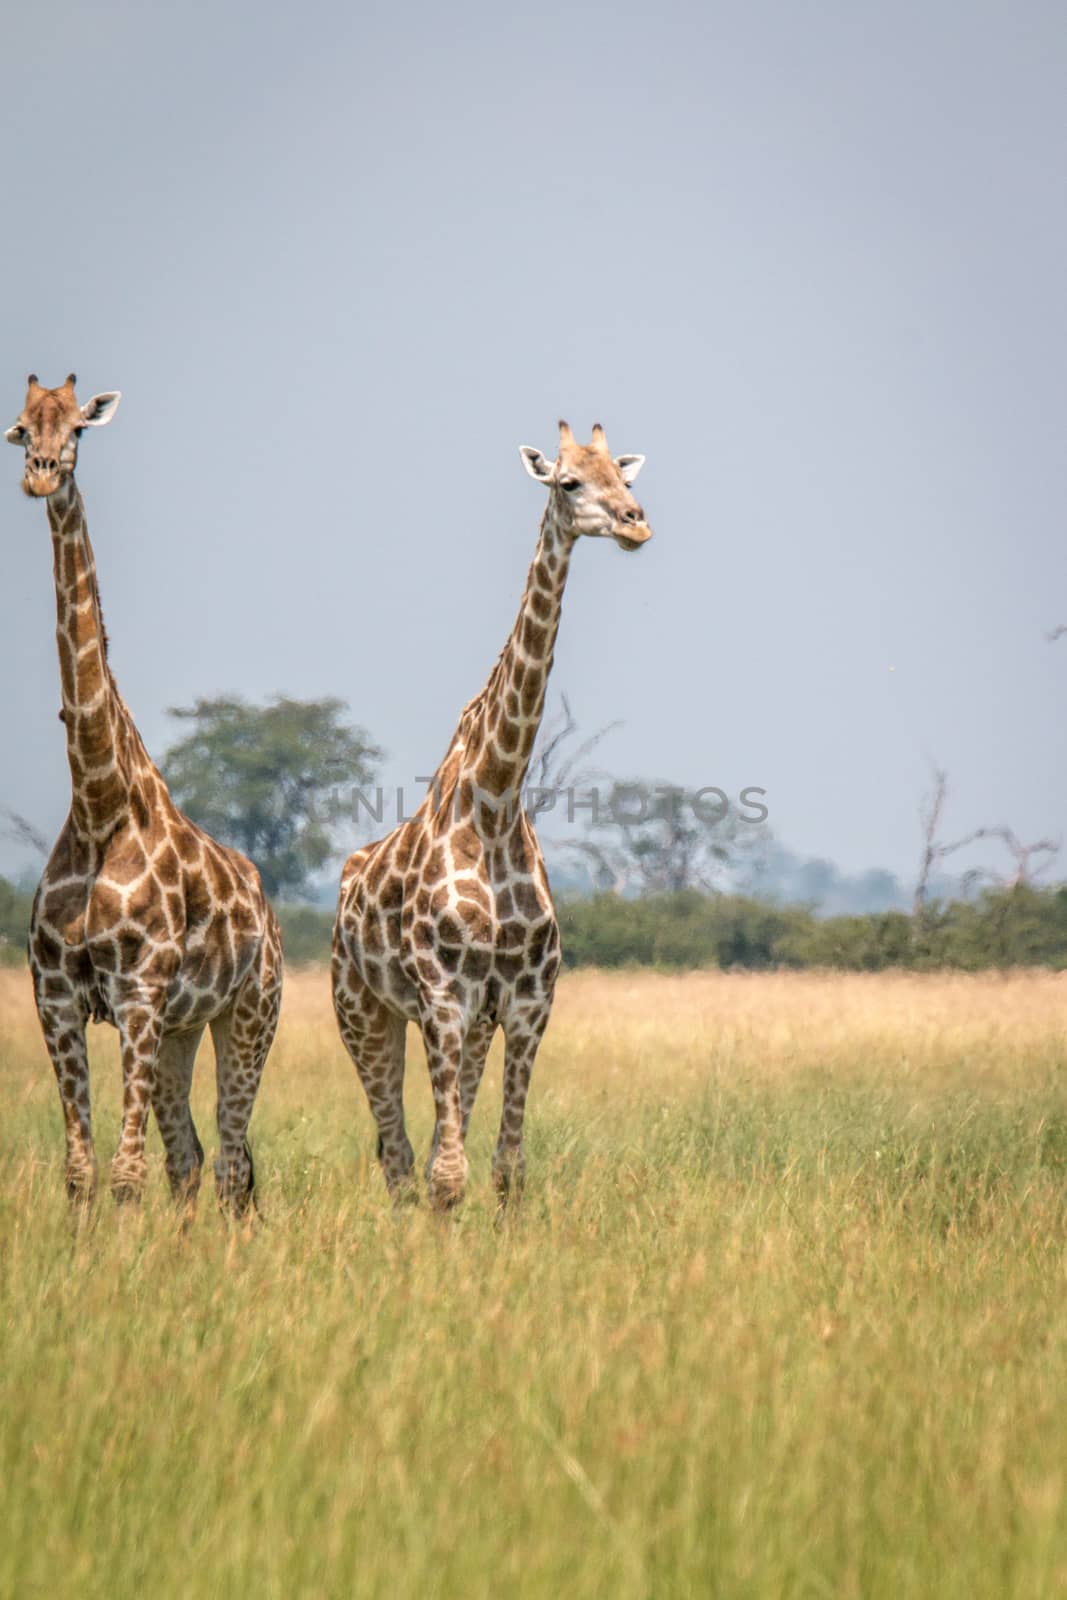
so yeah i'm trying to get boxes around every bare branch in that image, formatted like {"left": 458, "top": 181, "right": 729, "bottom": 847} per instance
{"left": 935, "top": 829, "right": 987, "bottom": 861}
{"left": 0, "top": 808, "right": 50, "bottom": 861}
{"left": 914, "top": 766, "right": 949, "bottom": 916}
{"left": 530, "top": 693, "right": 622, "bottom": 793}
{"left": 531, "top": 695, "right": 578, "bottom": 791}
{"left": 970, "top": 825, "right": 1060, "bottom": 888}
{"left": 914, "top": 767, "right": 1004, "bottom": 913}
{"left": 915, "top": 765, "right": 1061, "bottom": 910}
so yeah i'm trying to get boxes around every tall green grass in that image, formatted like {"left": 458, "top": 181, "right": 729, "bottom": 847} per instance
{"left": 1, "top": 969, "right": 1066, "bottom": 1598}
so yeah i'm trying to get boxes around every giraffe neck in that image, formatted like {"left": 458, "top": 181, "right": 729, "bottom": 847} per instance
{"left": 47, "top": 476, "right": 135, "bottom": 839}
{"left": 445, "top": 503, "right": 575, "bottom": 831}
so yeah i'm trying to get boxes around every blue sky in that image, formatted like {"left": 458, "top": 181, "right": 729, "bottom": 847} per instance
{"left": 2, "top": 0, "right": 1064, "bottom": 885}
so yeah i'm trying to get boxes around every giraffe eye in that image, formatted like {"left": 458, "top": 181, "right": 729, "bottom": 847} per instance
{"left": 560, "top": 479, "right": 581, "bottom": 492}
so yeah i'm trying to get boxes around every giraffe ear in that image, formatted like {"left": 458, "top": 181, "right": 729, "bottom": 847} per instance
{"left": 615, "top": 454, "right": 645, "bottom": 486}
{"left": 80, "top": 391, "right": 122, "bottom": 427}
{"left": 519, "top": 446, "right": 555, "bottom": 483}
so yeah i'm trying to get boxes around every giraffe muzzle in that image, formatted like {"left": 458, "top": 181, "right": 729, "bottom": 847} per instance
{"left": 23, "top": 460, "right": 63, "bottom": 498}
{"left": 613, "top": 522, "right": 652, "bottom": 552}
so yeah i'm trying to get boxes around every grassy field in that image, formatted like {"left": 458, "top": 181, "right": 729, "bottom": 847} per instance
{"left": 1, "top": 966, "right": 1066, "bottom": 1598}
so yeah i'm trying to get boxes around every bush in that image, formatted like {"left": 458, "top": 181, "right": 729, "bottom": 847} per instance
{"left": 0, "top": 876, "right": 33, "bottom": 967}
{"left": 276, "top": 905, "right": 334, "bottom": 966}
{"left": 559, "top": 891, "right": 802, "bottom": 970}
{"left": 559, "top": 886, "right": 1067, "bottom": 972}
{"left": 775, "top": 910, "right": 918, "bottom": 971}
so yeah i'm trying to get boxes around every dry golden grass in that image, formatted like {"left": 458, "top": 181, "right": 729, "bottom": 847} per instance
{"left": 1, "top": 965, "right": 1066, "bottom": 1598}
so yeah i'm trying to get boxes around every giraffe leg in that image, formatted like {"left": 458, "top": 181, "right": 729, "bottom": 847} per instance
{"left": 460, "top": 1019, "right": 496, "bottom": 1141}
{"left": 35, "top": 993, "right": 97, "bottom": 1206}
{"left": 422, "top": 1004, "right": 468, "bottom": 1211}
{"left": 332, "top": 968, "right": 413, "bottom": 1197}
{"left": 150, "top": 1028, "right": 206, "bottom": 1214}
{"left": 493, "top": 1003, "right": 550, "bottom": 1204}
{"left": 425, "top": 1017, "right": 495, "bottom": 1188}
{"left": 210, "top": 956, "right": 281, "bottom": 1218}
{"left": 111, "top": 999, "right": 166, "bottom": 1204}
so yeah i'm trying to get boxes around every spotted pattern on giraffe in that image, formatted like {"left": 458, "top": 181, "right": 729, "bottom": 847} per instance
{"left": 333, "top": 421, "right": 652, "bottom": 1209}
{"left": 7, "top": 375, "right": 283, "bottom": 1217}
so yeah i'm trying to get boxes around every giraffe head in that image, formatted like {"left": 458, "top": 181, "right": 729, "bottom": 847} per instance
{"left": 6, "top": 374, "right": 121, "bottom": 498}
{"left": 519, "top": 420, "right": 651, "bottom": 551}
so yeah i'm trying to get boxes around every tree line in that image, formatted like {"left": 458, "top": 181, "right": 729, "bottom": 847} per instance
{"left": 2, "top": 694, "right": 1063, "bottom": 972}
{"left": 272, "top": 883, "right": 1067, "bottom": 971}
{"left": 7, "top": 881, "right": 1065, "bottom": 972}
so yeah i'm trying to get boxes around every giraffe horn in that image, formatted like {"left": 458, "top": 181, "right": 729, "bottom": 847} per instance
{"left": 558, "top": 419, "right": 574, "bottom": 446}
{"left": 63, "top": 373, "right": 77, "bottom": 390}
{"left": 590, "top": 422, "right": 609, "bottom": 454}
{"left": 26, "top": 373, "right": 40, "bottom": 391}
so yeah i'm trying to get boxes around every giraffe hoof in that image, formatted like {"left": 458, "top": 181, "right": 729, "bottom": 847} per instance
{"left": 217, "top": 1187, "right": 259, "bottom": 1224}
{"left": 428, "top": 1151, "right": 468, "bottom": 1213}
{"left": 492, "top": 1160, "right": 526, "bottom": 1209}
{"left": 110, "top": 1158, "right": 147, "bottom": 1206}
{"left": 167, "top": 1166, "right": 203, "bottom": 1202}
{"left": 64, "top": 1168, "right": 98, "bottom": 1208}
{"left": 168, "top": 1169, "right": 203, "bottom": 1229}
{"left": 428, "top": 1175, "right": 466, "bottom": 1213}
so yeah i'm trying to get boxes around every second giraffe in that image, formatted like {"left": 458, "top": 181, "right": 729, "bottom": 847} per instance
{"left": 332, "top": 420, "right": 653, "bottom": 1208}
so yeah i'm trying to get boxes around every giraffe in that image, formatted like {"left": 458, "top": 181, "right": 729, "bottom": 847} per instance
{"left": 6, "top": 374, "right": 283, "bottom": 1215}
{"left": 332, "top": 420, "right": 652, "bottom": 1209}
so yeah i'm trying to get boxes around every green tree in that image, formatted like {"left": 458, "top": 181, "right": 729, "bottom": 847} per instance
{"left": 162, "top": 695, "right": 382, "bottom": 900}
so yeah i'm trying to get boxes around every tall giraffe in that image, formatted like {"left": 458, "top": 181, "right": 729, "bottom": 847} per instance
{"left": 6, "top": 375, "right": 282, "bottom": 1214}
{"left": 333, "top": 420, "right": 652, "bottom": 1208}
